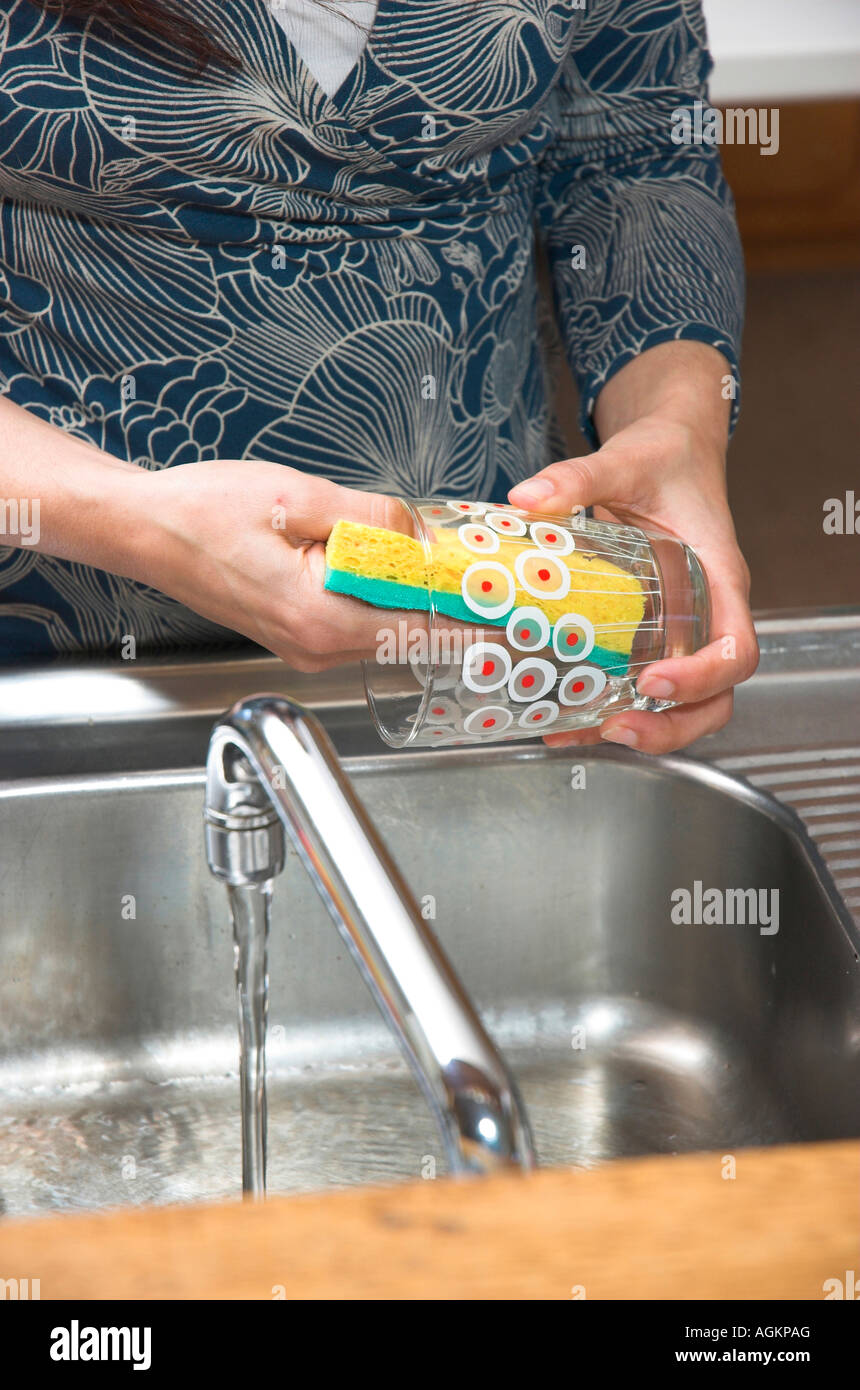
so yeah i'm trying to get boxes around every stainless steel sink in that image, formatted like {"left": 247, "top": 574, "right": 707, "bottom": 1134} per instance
{"left": 1, "top": 709, "right": 858, "bottom": 1217}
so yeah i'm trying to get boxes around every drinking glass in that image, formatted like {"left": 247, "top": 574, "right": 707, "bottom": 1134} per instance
{"left": 340, "top": 497, "right": 710, "bottom": 749}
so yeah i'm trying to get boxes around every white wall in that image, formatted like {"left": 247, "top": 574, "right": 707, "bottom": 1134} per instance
{"left": 702, "top": 0, "right": 860, "bottom": 102}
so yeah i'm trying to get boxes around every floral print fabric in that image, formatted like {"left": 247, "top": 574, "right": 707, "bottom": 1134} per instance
{"left": 0, "top": 0, "right": 743, "bottom": 659}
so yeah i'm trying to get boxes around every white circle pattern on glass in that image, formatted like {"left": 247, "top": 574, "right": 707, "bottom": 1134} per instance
{"left": 462, "top": 706, "right": 513, "bottom": 735}
{"left": 552, "top": 612, "right": 595, "bottom": 662}
{"left": 506, "top": 605, "right": 551, "bottom": 651}
{"left": 461, "top": 560, "right": 516, "bottom": 619}
{"left": 485, "top": 511, "right": 528, "bottom": 537}
{"left": 424, "top": 725, "right": 458, "bottom": 741}
{"left": 558, "top": 665, "right": 608, "bottom": 706}
{"left": 419, "top": 502, "right": 461, "bottom": 524}
{"left": 529, "top": 522, "right": 575, "bottom": 554}
{"left": 508, "top": 656, "right": 557, "bottom": 702}
{"left": 461, "top": 641, "right": 512, "bottom": 693}
{"left": 425, "top": 695, "right": 461, "bottom": 724}
{"left": 452, "top": 681, "right": 497, "bottom": 710}
{"left": 514, "top": 549, "right": 571, "bottom": 600}
{"left": 458, "top": 522, "right": 500, "bottom": 554}
{"left": 517, "top": 700, "right": 559, "bottom": 729}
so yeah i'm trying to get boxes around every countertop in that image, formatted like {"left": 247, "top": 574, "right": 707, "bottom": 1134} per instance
{"left": 0, "top": 1140, "right": 856, "bottom": 1300}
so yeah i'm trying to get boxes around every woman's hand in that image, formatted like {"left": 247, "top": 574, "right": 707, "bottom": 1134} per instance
{"left": 0, "top": 398, "right": 412, "bottom": 670}
{"left": 508, "top": 344, "right": 758, "bottom": 753}
{"left": 128, "top": 459, "right": 411, "bottom": 670}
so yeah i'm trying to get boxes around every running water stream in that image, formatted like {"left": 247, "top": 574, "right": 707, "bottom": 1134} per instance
{"left": 227, "top": 881, "right": 272, "bottom": 1199}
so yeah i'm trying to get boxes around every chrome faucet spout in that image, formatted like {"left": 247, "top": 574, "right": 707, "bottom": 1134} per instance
{"left": 204, "top": 694, "right": 535, "bottom": 1177}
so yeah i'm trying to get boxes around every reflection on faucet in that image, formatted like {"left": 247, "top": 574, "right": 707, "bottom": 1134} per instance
{"left": 204, "top": 694, "right": 535, "bottom": 1195}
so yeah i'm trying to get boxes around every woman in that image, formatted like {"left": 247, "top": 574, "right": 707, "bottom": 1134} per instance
{"left": 0, "top": 0, "right": 757, "bottom": 752}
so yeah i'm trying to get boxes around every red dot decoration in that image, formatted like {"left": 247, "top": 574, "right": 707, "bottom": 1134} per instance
{"left": 462, "top": 703, "right": 513, "bottom": 736}
{"left": 508, "top": 656, "right": 556, "bottom": 702}
{"left": 558, "top": 665, "right": 607, "bottom": 707}
{"left": 515, "top": 550, "right": 571, "bottom": 600}
{"left": 461, "top": 641, "right": 512, "bottom": 694}
{"left": 553, "top": 613, "right": 595, "bottom": 662}
{"left": 506, "top": 606, "right": 550, "bottom": 652}
{"left": 462, "top": 561, "right": 515, "bottom": 618}
{"left": 529, "top": 522, "right": 575, "bottom": 555}
{"left": 515, "top": 699, "right": 560, "bottom": 731}
{"left": 458, "top": 522, "right": 501, "bottom": 557}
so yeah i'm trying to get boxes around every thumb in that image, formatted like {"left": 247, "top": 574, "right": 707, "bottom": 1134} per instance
{"left": 282, "top": 469, "right": 410, "bottom": 542}
{"left": 508, "top": 444, "right": 639, "bottom": 515}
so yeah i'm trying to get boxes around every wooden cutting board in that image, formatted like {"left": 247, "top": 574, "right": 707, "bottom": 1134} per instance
{"left": 1, "top": 1141, "right": 857, "bottom": 1300}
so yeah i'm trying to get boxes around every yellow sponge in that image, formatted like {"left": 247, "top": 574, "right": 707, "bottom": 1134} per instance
{"left": 326, "top": 520, "right": 427, "bottom": 589}
{"left": 324, "top": 518, "right": 645, "bottom": 664}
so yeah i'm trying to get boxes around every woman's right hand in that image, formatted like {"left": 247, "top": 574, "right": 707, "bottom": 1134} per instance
{"left": 0, "top": 399, "right": 412, "bottom": 669}
{"left": 127, "top": 459, "right": 411, "bottom": 670}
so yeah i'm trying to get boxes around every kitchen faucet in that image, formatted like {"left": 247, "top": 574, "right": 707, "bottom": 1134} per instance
{"left": 204, "top": 694, "right": 535, "bottom": 1193}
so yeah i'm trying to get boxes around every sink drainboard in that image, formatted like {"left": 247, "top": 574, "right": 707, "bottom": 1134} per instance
{"left": 717, "top": 745, "right": 860, "bottom": 922}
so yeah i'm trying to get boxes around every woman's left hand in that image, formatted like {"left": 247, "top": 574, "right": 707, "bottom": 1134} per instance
{"left": 508, "top": 408, "right": 759, "bottom": 754}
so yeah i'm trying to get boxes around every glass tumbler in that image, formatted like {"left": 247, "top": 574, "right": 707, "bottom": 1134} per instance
{"left": 339, "top": 498, "right": 710, "bottom": 749}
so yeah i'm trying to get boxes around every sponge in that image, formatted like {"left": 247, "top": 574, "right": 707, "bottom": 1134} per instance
{"left": 324, "top": 518, "right": 645, "bottom": 672}
{"left": 324, "top": 520, "right": 429, "bottom": 611}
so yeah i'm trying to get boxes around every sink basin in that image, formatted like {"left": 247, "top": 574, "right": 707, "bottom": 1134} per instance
{"left": 1, "top": 736, "right": 858, "bottom": 1217}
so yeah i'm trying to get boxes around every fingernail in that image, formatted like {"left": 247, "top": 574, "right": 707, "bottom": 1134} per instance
{"left": 601, "top": 725, "right": 638, "bottom": 748}
{"left": 638, "top": 676, "right": 675, "bottom": 699}
{"left": 510, "top": 479, "right": 554, "bottom": 505}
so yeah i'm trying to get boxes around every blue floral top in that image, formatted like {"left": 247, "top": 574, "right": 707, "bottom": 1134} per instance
{"left": 0, "top": 0, "right": 743, "bottom": 661}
